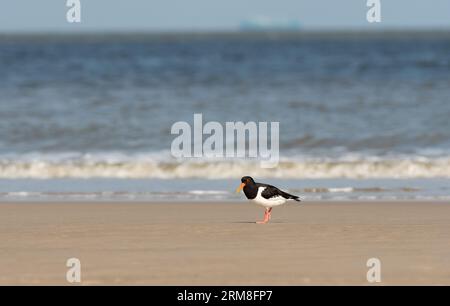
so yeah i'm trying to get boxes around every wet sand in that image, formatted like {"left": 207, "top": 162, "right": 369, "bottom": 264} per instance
{"left": 0, "top": 201, "right": 449, "bottom": 285}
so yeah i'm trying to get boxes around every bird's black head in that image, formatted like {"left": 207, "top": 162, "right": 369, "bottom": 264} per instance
{"left": 241, "top": 176, "right": 255, "bottom": 184}
{"left": 236, "top": 176, "right": 256, "bottom": 193}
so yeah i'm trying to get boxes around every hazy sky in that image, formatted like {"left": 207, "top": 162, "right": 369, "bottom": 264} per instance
{"left": 0, "top": 0, "right": 449, "bottom": 32}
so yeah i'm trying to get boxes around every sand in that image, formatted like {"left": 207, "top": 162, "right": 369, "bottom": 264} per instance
{"left": 0, "top": 201, "right": 449, "bottom": 285}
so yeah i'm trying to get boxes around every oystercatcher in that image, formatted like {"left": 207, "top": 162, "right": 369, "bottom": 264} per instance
{"left": 236, "top": 176, "right": 301, "bottom": 224}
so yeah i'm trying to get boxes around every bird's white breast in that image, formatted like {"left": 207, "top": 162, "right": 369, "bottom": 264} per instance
{"left": 251, "top": 187, "right": 287, "bottom": 208}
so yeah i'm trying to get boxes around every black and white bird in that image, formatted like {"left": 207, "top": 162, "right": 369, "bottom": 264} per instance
{"left": 236, "top": 176, "right": 301, "bottom": 224}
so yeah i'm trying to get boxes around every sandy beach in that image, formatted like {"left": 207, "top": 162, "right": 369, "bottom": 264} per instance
{"left": 0, "top": 201, "right": 449, "bottom": 285}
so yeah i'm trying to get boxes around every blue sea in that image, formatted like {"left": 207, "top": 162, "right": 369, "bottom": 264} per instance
{"left": 0, "top": 31, "right": 449, "bottom": 201}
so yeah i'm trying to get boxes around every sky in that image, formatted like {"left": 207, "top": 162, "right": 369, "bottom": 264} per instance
{"left": 0, "top": 0, "right": 449, "bottom": 32}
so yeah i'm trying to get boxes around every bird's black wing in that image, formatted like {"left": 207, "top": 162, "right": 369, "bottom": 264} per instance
{"left": 258, "top": 184, "right": 301, "bottom": 201}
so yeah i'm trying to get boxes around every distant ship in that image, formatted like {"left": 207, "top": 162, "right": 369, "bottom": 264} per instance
{"left": 239, "top": 16, "right": 301, "bottom": 32}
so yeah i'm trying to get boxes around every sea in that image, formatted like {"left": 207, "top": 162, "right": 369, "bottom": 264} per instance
{"left": 0, "top": 31, "right": 449, "bottom": 201}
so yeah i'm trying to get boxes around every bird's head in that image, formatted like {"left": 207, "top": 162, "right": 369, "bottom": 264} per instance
{"left": 236, "top": 176, "right": 255, "bottom": 193}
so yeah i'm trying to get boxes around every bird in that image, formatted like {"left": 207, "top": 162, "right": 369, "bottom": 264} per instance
{"left": 236, "top": 176, "right": 301, "bottom": 224}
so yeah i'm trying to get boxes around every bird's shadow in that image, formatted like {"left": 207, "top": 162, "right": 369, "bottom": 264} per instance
{"left": 231, "top": 220, "right": 287, "bottom": 224}
{"left": 232, "top": 221, "right": 256, "bottom": 224}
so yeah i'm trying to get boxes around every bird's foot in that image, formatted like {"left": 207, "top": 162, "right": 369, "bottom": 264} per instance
{"left": 256, "top": 211, "right": 270, "bottom": 224}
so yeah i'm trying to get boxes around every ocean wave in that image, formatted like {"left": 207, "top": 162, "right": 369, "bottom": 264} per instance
{"left": 188, "top": 190, "right": 229, "bottom": 195}
{"left": 0, "top": 152, "right": 449, "bottom": 179}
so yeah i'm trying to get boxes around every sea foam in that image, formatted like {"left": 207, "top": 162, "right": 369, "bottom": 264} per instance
{"left": 0, "top": 152, "right": 449, "bottom": 179}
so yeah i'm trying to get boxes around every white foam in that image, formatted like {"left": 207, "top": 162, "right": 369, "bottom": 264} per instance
{"left": 6, "top": 192, "right": 31, "bottom": 197}
{"left": 0, "top": 152, "right": 450, "bottom": 179}
{"left": 328, "top": 187, "right": 354, "bottom": 193}
{"left": 188, "top": 190, "right": 229, "bottom": 195}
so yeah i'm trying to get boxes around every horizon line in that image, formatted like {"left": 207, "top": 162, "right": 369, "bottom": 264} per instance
{"left": 1, "top": 27, "right": 450, "bottom": 36}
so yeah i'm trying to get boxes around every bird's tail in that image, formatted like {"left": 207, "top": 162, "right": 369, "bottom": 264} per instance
{"left": 282, "top": 191, "right": 301, "bottom": 202}
{"left": 291, "top": 195, "right": 301, "bottom": 202}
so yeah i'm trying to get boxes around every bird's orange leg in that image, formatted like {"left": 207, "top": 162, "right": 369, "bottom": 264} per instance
{"left": 256, "top": 208, "right": 270, "bottom": 224}
{"left": 268, "top": 207, "right": 273, "bottom": 220}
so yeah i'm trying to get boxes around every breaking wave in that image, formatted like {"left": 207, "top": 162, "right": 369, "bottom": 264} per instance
{"left": 0, "top": 152, "right": 449, "bottom": 179}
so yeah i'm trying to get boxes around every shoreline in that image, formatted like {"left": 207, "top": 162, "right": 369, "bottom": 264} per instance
{"left": 1, "top": 178, "right": 449, "bottom": 203}
{"left": 0, "top": 201, "right": 449, "bottom": 285}
{"left": 1, "top": 199, "right": 450, "bottom": 202}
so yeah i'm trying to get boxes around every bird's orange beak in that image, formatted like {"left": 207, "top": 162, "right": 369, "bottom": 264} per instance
{"left": 236, "top": 182, "right": 246, "bottom": 193}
